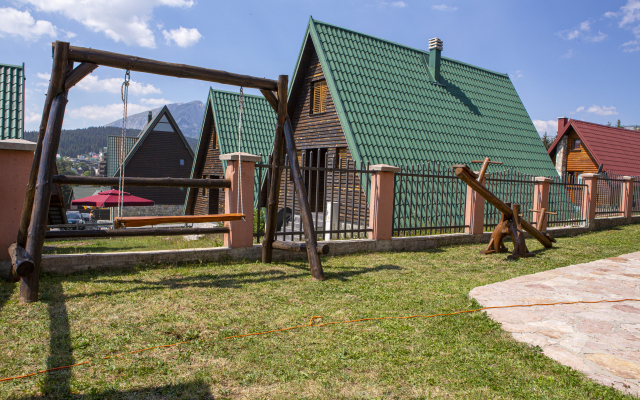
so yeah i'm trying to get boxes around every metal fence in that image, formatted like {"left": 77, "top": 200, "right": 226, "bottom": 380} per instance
{"left": 484, "top": 169, "right": 535, "bottom": 229}
{"left": 254, "top": 150, "right": 373, "bottom": 242}
{"left": 595, "top": 171, "right": 623, "bottom": 218}
{"left": 392, "top": 162, "right": 467, "bottom": 236}
{"left": 548, "top": 173, "right": 586, "bottom": 227}
{"left": 633, "top": 180, "right": 640, "bottom": 216}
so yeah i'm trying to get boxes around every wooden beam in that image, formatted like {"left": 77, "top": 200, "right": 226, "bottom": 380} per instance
{"left": 260, "top": 90, "right": 279, "bottom": 112}
{"left": 53, "top": 175, "right": 231, "bottom": 188}
{"left": 114, "top": 213, "right": 244, "bottom": 229}
{"left": 16, "top": 41, "right": 69, "bottom": 249}
{"left": 45, "top": 227, "right": 229, "bottom": 239}
{"left": 262, "top": 76, "right": 288, "bottom": 263}
{"left": 453, "top": 164, "right": 553, "bottom": 248}
{"left": 272, "top": 240, "right": 329, "bottom": 255}
{"left": 64, "top": 44, "right": 278, "bottom": 91}
{"left": 8, "top": 243, "right": 34, "bottom": 280}
{"left": 22, "top": 87, "right": 70, "bottom": 303}
{"left": 64, "top": 62, "right": 98, "bottom": 90}
{"left": 282, "top": 117, "right": 324, "bottom": 280}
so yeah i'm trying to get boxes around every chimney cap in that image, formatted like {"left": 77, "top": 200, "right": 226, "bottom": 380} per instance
{"left": 429, "top": 37, "right": 443, "bottom": 51}
{"left": 558, "top": 116, "right": 567, "bottom": 119}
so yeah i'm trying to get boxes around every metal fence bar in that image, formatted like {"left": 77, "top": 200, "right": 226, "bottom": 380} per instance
{"left": 595, "top": 171, "right": 624, "bottom": 218}
{"left": 547, "top": 173, "right": 586, "bottom": 227}
{"left": 633, "top": 180, "right": 640, "bottom": 216}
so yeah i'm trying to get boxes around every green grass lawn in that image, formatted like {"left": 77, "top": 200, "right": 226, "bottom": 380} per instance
{"left": 2, "top": 225, "right": 640, "bottom": 399}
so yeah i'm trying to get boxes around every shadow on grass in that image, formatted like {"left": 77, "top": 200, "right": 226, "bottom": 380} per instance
{"left": 43, "top": 245, "right": 142, "bottom": 255}
{"left": 64, "top": 264, "right": 403, "bottom": 300}
{"left": 0, "top": 281, "right": 16, "bottom": 312}
{"left": 18, "top": 380, "right": 214, "bottom": 399}
{"left": 41, "top": 280, "right": 73, "bottom": 397}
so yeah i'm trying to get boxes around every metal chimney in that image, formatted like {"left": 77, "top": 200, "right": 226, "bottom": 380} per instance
{"left": 428, "top": 38, "right": 443, "bottom": 83}
{"left": 148, "top": 111, "right": 153, "bottom": 123}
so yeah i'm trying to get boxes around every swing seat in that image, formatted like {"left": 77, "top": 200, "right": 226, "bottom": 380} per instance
{"left": 114, "top": 213, "right": 245, "bottom": 229}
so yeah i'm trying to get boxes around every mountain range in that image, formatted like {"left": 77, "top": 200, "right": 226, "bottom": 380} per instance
{"left": 106, "top": 100, "right": 205, "bottom": 138}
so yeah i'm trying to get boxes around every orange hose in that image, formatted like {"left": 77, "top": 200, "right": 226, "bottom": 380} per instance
{"left": 2, "top": 298, "right": 638, "bottom": 383}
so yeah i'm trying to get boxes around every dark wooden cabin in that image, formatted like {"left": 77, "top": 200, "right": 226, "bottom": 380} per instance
{"left": 112, "top": 106, "right": 194, "bottom": 209}
{"left": 184, "top": 88, "right": 275, "bottom": 215}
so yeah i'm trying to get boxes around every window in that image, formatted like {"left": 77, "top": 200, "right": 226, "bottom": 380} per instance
{"left": 180, "top": 159, "right": 185, "bottom": 165}
{"left": 572, "top": 139, "right": 581, "bottom": 150}
{"left": 311, "top": 80, "right": 328, "bottom": 114}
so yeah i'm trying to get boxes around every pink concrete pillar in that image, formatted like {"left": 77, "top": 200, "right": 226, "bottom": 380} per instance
{"left": 532, "top": 177, "right": 552, "bottom": 231}
{"left": 220, "top": 152, "right": 261, "bottom": 249}
{"left": 0, "top": 140, "right": 36, "bottom": 263}
{"left": 368, "top": 164, "right": 400, "bottom": 240}
{"left": 621, "top": 176, "right": 634, "bottom": 218}
{"left": 581, "top": 173, "right": 599, "bottom": 223}
{"left": 464, "top": 173, "right": 486, "bottom": 234}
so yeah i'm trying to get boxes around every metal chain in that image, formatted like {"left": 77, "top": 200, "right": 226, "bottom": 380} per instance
{"left": 118, "top": 70, "right": 131, "bottom": 219}
{"left": 237, "top": 87, "right": 244, "bottom": 219}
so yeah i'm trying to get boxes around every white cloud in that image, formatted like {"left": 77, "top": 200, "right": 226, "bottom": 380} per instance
{"left": 579, "top": 21, "right": 591, "bottom": 31}
{"left": 573, "top": 106, "right": 585, "bottom": 113}
{"left": 533, "top": 120, "right": 558, "bottom": 135}
{"left": 0, "top": 7, "right": 57, "bottom": 40}
{"left": 162, "top": 27, "right": 202, "bottom": 47}
{"left": 141, "top": 98, "right": 171, "bottom": 106}
{"left": 37, "top": 72, "right": 51, "bottom": 80}
{"left": 432, "top": 4, "right": 458, "bottom": 11}
{"left": 620, "top": 0, "right": 640, "bottom": 27}
{"left": 561, "top": 49, "right": 575, "bottom": 59}
{"left": 18, "top": 0, "right": 195, "bottom": 48}
{"left": 585, "top": 105, "right": 618, "bottom": 116}
{"left": 25, "top": 112, "right": 42, "bottom": 123}
{"left": 390, "top": 1, "right": 407, "bottom": 7}
{"left": 586, "top": 31, "right": 608, "bottom": 42}
{"left": 623, "top": 39, "right": 640, "bottom": 51}
{"left": 604, "top": 11, "right": 618, "bottom": 18}
{"left": 75, "top": 75, "right": 161, "bottom": 95}
{"left": 510, "top": 70, "right": 523, "bottom": 79}
{"left": 558, "top": 20, "right": 592, "bottom": 40}
{"left": 68, "top": 103, "right": 150, "bottom": 122}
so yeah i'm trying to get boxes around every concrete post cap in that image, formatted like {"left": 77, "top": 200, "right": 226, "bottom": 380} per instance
{"left": 368, "top": 164, "right": 401, "bottom": 173}
{"left": 580, "top": 173, "right": 600, "bottom": 178}
{"left": 533, "top": 177, "right": 553, "bottom": 182}
{"left": 0, "top": 139, "right": 37, "bottom": 151}
{"left": 220, "top": 152, "right": 262, "bottom": 162}
{"left": 622, "top": 176, "right": 634, "bottom": 181}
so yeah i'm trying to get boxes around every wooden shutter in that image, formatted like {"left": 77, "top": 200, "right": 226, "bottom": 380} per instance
{"left": 312, "top": 80, "right": 327, "bottom": 114}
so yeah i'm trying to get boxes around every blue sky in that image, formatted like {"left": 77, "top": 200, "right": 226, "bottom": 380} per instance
{"left": 1, "top": 0, "right": 638, "bottom": 135}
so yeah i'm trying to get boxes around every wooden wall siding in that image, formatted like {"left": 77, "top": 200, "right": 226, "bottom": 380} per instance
{"left": 122, "top": 129, "right": 194, "bottom": 205}
{"left": 275, "top": 45, "right": 369, "bottom": 229}
{"left": 192, "top": 122, "right": 225, "bottom": 215}
{"left": 566, "top": 131, "right": 599, "bottom": 174}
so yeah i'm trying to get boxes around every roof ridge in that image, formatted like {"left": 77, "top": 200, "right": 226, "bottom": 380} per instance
{"left": 209, "top": 87, "right": 269, "bottom": 99}
{"left": 0, "top": 63, "right": 24, "bottom": 69}
{"left": 573, "top": 119, "right": 639, "bottom": 133}
{"left": 310, "top": 18, "right": 508, "bottom": 77}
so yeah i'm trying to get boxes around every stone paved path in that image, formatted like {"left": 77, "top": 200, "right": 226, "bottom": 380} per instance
{"left": 470, "top": 251, "right": 640, "bottom": 395}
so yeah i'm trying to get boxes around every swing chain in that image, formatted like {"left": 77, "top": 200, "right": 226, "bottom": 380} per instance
{"left": 237, "top": 87, "right": 244, "bottom": 220}
{"left": 118, "top": 70, "right": 131, "bottom": 219}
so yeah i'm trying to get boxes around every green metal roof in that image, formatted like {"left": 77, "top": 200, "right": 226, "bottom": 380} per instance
{"left": 184, "top": 88, "right": 276, "bottom": 213}
{"left": 296, "top": 18, "right": 557, "bottom": 176}
{"left": 0, "top": 63, "right": 25, "bottom": 140}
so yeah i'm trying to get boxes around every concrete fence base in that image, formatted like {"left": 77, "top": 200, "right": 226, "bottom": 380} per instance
{"left": 1, "top": 216, "right": 638, "bottom": 279}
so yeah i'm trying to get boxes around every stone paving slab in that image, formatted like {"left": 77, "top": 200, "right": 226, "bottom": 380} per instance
{"left": 470, "top": 251, "right": 640, "bottom": 395}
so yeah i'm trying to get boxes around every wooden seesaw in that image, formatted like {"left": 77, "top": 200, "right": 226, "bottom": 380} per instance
{"left": 453, "top": 160, "right": 555, "bottom": 259}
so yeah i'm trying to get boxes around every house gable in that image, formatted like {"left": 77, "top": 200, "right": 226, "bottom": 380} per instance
{"left": 298, "top": 18, "right": 558, "bottom": 177}
{"left": 114, "top": 106, "right": 194, "bottom": 205}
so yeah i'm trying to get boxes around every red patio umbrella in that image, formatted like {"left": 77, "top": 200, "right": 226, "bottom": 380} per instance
{"left": 71, "top": 190, "right": 154, "bottom": 207}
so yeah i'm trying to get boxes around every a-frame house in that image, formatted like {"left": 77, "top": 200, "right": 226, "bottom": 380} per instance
{"left": 184, "top": 88, "right": 276, "bottom": 215}
{"left": 111, "top": 106, "right": 194, "bottom": 216}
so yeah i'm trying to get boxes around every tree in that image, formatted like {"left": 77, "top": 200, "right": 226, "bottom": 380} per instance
{"left": 83, "top": 170, "right": 92, "bottom": 176}
{"left": 607, "top": 121, "right": 612, "bottom": 126}
{"left": 541, "top": 132, "right": 556, "bottom": 150}
{"left": 56, "top": 157, "right": 76, "bottom": 207}
{"left": 616, "top": 119, "right": 622, "bottom": 128}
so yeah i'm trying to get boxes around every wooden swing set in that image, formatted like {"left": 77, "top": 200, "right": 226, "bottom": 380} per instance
{"left": 11, "top": 41, "right": 326, "bottom": 304}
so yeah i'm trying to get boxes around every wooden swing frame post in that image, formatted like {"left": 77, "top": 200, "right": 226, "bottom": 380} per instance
{"left": 13, "top": 41, "right": 324, "bottom": 303}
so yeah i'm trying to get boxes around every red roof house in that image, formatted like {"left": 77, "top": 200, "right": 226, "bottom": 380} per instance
{"left": 548, "top": 118, "right": 640, "bottom": 177}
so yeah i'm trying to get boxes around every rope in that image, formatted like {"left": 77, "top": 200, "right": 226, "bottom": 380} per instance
{"left": 2, "top": 297, "right": 639, "bottom": 383}
{"left": 117, "top": 70, "right": 131, "bottom": 219}
{"left": 237, "top": 88, "right": 244, "bottom": 220}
